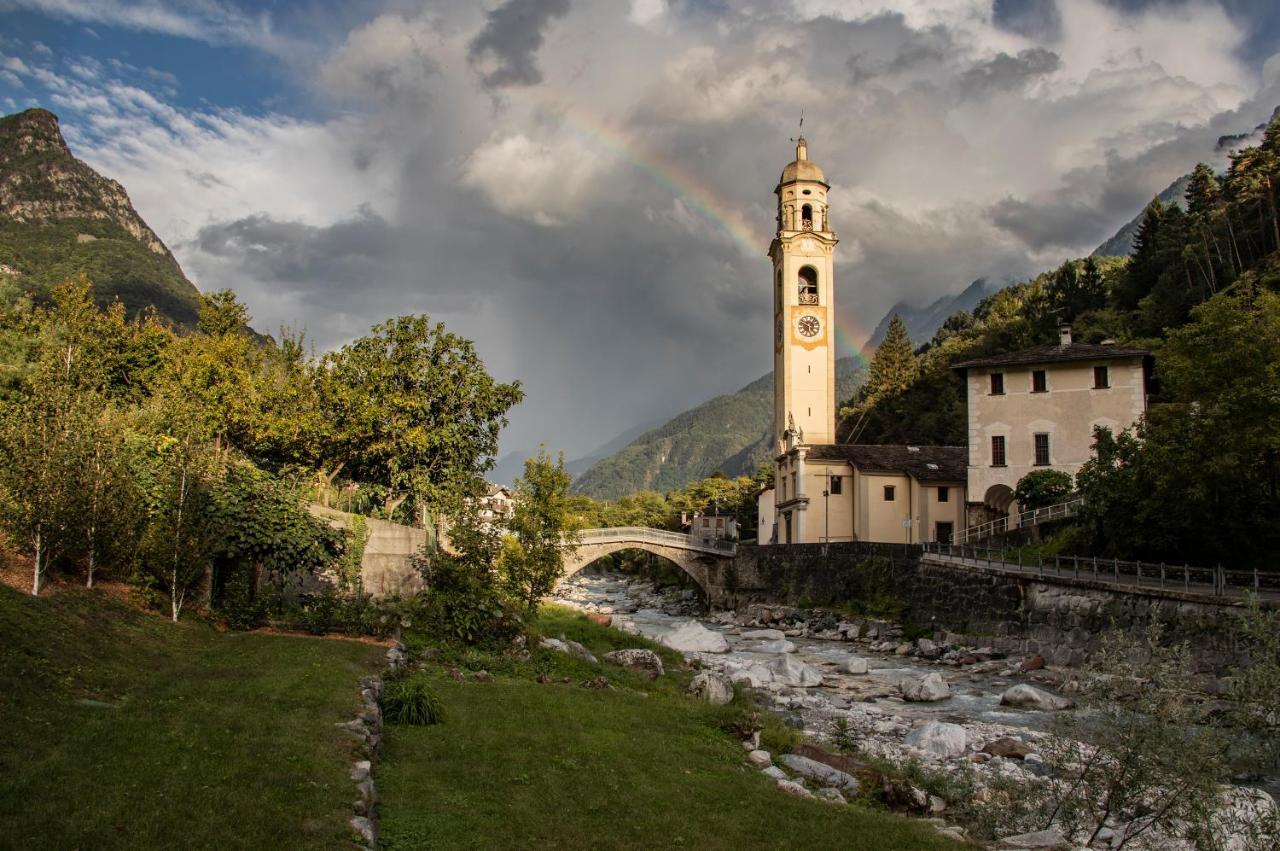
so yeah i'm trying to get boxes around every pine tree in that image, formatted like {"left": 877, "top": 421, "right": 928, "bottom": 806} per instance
{"left": 863, "top": 314, "right": 919, "bottom": 403}
{"left": 1117, "top": 199, "right": 1164, "bottom": 310}
{"left": 1080, "top": 255, "right": 1106, "bottom": 312}
{"left": 1185, "top": 163, "right": 1223, "bottom": 291}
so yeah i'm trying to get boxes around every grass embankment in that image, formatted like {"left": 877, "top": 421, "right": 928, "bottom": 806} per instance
{"left": 379, "top": 605, "right": 963, "bottom": 850}
{"left": 0, "top": 583, "right": 384, "bottom": 850}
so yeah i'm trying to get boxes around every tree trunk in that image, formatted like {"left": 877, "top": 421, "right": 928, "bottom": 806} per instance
{"left": 1267, "top": 176, "right": 1280, "bottom": 252}
{"left": 170, "top": 464, "right": 187, "bottom": 623}
{"left": 32, "top": 525, "right": 42, "bottom": 596}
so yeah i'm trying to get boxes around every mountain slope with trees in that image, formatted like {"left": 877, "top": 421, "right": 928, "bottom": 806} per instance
{"left": 571, "top": 358, "right": 863, "bottom": 500}
{"left": 0, "top": 108, "right": 202, "bottom": 327}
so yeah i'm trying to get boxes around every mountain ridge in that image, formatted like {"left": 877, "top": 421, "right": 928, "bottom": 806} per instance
{"left": 0, "top": 107, "right": 203, "bottom": 327}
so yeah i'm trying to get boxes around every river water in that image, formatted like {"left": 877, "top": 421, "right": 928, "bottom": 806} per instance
{"left": 552, "top": 569, "right": 1279, "bottom": 848}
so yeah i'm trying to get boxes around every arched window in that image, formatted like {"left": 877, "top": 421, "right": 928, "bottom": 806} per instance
{"left": 798, "top": 266, "right": 818, "bottom": 304}
{"left": 801, "top": 204, "right": 813, "bottom": 230}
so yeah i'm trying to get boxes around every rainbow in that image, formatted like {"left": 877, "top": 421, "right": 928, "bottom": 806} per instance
{"left": 514, "top": 92, "right": 874, "bottom": 364}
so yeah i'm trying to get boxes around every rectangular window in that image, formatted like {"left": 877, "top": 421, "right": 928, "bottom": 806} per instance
{"left": 883, "top": 485, "right": 896, "bottom": 501}
{"left": 790, "top": 473, "right": 797, "bottom": 498}
{"left": 990, "top": 372, "right": 1004, "bottom": 395}
{"left": 1034, "top": 433, "right": 1051, "bottom": 466}
{"left": 1093, "top": 365, "right": 1110, "bottom": 389}
{"left": 991, "top": 435, "right": 1007, "bottom": 467}
{"left": 937, "top": 486, "right": 949, "bottom": 503}
{"left": 1031, "top": 369, "right": 1047, "bottom": 393}
{"left": 829, "top": 475, "right": 842, "bottom": 495}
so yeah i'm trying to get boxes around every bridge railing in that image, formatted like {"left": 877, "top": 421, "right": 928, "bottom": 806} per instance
{"left": 923, "top": 540, "right": 1280, "bottom": 601}
{"left": 573, "top": 526, "right": 737, "bottom": 556}
{"left": 953, "top": 495, "right": 1085, "bottom": 545}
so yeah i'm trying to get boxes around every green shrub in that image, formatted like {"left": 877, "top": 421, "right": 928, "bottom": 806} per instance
{"left": 216, "top": 562, "right": 265, "bottom": 630}
{"left": 1014, "top": 468, "right": 1074, "bottom": 510}
{"left": 299, "top": 586, "right": 339, "bottom": 635}
{"left": 381, "top": 677, "right": 445, "bottom": 726}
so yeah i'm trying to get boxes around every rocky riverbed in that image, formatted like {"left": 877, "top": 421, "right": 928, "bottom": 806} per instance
{"left": 553, "top": 570, "right": 1278, "bottom": 850}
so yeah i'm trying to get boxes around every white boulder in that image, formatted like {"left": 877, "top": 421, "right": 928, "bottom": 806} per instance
{"left": 660, "top": 621, "right": 730, "bottom": 653}
{"left": 904, "top": 721, "right": 969, "bottom": 758}
{"left": 746, "top": 749, "right": 772, "bottom": 768}
{"left": 839, "top": 656, "right": 870, "bottom": 675}
{"left": 779, "top": 754, "right": 860, "bottom": 792}
{"left": 539, "top": 637, "right": 598, "bottom": 665}
{"left": 729, "top": 664, "right": 774, "bottom": 687}
{"left": 602, "top": 648, "right": 664, "bottom": 676}
{"left": 769, "top": 655, "right": 825, "bottom": 687}
{"left": 756, "top": 639, "right": 797, "bottom": 654}
{"left": 901, "top": 672, "right": 951, "bottom": 702}
{"left": 687, "top": 671, "right": 734, "bottom": 705}
{"left": 999, "top": 684, "right": 1073, "bottom": 711}
{"left": 776, "top": 779, "right": 814, "bottom": 799}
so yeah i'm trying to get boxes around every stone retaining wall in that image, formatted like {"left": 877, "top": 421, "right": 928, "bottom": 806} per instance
{"left": 712, "top": 543, "right": 1265, "bottom": 689}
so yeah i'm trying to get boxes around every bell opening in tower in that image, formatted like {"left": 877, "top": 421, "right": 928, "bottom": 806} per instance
{"left": 798, "top": 266, "right": 818, "bottom": 305}
{"left": 801, "top": 203, "right": 813, "bottom": 230}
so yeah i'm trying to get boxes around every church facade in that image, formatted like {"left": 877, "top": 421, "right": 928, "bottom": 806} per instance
{"left": 760, "top": 138, "right": 967, "bottom": 545}
{"left": 756, "top": 138, "right": 1151, "bottom": 546}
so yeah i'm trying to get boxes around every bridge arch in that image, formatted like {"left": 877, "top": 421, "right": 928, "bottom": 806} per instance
{"left": 558, "top": 528, "right": 736, "bottom": 598}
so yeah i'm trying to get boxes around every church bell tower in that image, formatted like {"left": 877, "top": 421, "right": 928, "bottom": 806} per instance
{"left": 771, "top": 135, "right": 837, "bottom": 451}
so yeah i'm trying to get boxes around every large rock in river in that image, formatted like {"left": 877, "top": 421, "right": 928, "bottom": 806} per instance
{"left": 839, "top": 655, "right": 870, "bottom": 675}
{"left": 901, "top": 672, "right": 950, "bottom": 702}
{"left": 904, "top": 721, "right": 969, "bottom": 758}
{"left": 660, "top": 620, "right": 729, "bottom": 653}
{"left": 999, "top": 684, "right": 1073, "bottom": 711}
{"left": 768, "top": 655, "right": 824, "bottom": 687}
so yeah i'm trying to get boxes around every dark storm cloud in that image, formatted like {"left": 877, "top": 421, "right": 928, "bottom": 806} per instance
{"left": 988, "top": 196, "right": 1110, "bottom": 251}
{"left": 467, "top": 0, "right": 570, "bottom": 89}
{"left": 957, "top": 48, "right": 1060, "bottom": 96}
{"left": 993, "top": 0, "right": 1063, "bottom": 41}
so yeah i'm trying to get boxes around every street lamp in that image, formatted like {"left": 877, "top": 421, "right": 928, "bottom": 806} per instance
{"left": 822, "top": 489, "right": 829, "bottom": 543}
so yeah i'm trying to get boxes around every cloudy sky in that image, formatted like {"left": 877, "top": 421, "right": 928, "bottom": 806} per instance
{"left": 1, "top": 0, "right": 1279, "bottom": 460}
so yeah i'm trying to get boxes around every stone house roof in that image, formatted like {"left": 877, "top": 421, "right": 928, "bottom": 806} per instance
{"left": 951, "top": 341, "right": 1150, "bottom": 370}
{"left": 805, "top": 444, "right": 967, "bottom": 483}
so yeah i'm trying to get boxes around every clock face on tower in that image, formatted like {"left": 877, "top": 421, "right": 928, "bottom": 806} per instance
{"left": 796, "top": 314, "right": 821, "bottom": 338}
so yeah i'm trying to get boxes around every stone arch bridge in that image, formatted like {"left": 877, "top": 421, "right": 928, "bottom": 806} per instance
{"left": 561, "top": 527, "right": 737, "bottom": 596}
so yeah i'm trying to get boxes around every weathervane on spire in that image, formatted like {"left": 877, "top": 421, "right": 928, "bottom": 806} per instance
{"left": 790, "top": 110, "right": 805, "bottom": 143}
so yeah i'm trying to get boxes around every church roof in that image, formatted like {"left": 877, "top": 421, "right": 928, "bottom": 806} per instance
{"left": 778, "top": 135, "right": 827, "bottom": 185}
{"left": 780, "top": 158, "right": 826, "bottom": 184}
{"left": 951, "top": 341, "right": 1150, "bottom": 370}
{"left": 806, "top": 444, "right": 967, "bottom": 483}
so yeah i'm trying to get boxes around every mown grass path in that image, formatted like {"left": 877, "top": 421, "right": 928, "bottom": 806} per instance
{"left": 0, "top": 584, "right": 384, "bottom": 850}
{"left": 378, "top": 606, "right": 963, "bottom": 850}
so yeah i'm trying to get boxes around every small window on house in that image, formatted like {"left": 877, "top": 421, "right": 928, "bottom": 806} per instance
{"left": 937, "top": 486, "right": 949, "bottom": 503}
{"left": 1034, "top": 433, "right": 1051, "bottom": 466}
{"left": 990, "top": 372, "right": 1004, "bottom": 395}
{"left": 883, "top": 485, "right": 896, "bottom": 501}
{"left": 1032, "top": 370, "right": 1048, "bottom": 393}
{"left": 830, "top": 475, "right": 842, "bottom": 495}
{"left": 703, "top": 518, "right": 711, "bottom": 528}
{"left": 716, "top": 518, "right": 724, "bottom": 529}
{"left": 991, "top": 435, "right": 1007, "bottom": 467}
{"left": 1093, "top": 365, "right": 1109, "bottom": 389}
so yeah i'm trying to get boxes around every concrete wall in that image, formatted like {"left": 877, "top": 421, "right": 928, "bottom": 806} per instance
{"left": 308, "top": 505, "right": 425, "bottom": 598}
{"left": 712, "top": 543, "right": 1263, "bottom": 689}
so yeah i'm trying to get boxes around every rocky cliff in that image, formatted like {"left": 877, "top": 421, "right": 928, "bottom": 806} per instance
{"left": 0, "top": 107, "right": 202, "bottom": 326}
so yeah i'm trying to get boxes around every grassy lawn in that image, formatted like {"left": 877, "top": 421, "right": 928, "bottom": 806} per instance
{"left": 0, "top": 582, "right": 384, "bottom": 850}
{"left": 379, "top": 605, "right": 964, "bottom": 851}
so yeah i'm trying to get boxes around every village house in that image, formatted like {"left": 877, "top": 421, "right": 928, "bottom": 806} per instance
{"left": 951, "top": 325, "right": 1150, "bottom": 525}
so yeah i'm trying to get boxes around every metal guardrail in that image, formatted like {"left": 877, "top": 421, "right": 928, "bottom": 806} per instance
{"left": 953, "top": 495, "right": 1085, "bottom": 545}
{"left": 574, "top": 526, "right": 737, "bottom": 556}
{"left": 923, "top": 540, "right": 1280, "bottom": 601}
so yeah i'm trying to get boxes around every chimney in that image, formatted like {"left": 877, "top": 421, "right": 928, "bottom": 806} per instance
{"left": 1058, "top": 323, "right": 1072, "bottom": 346}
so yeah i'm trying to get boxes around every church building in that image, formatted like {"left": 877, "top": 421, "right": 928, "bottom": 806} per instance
{"left": 758, "top": 137, "right": 967, "bottom": 545}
